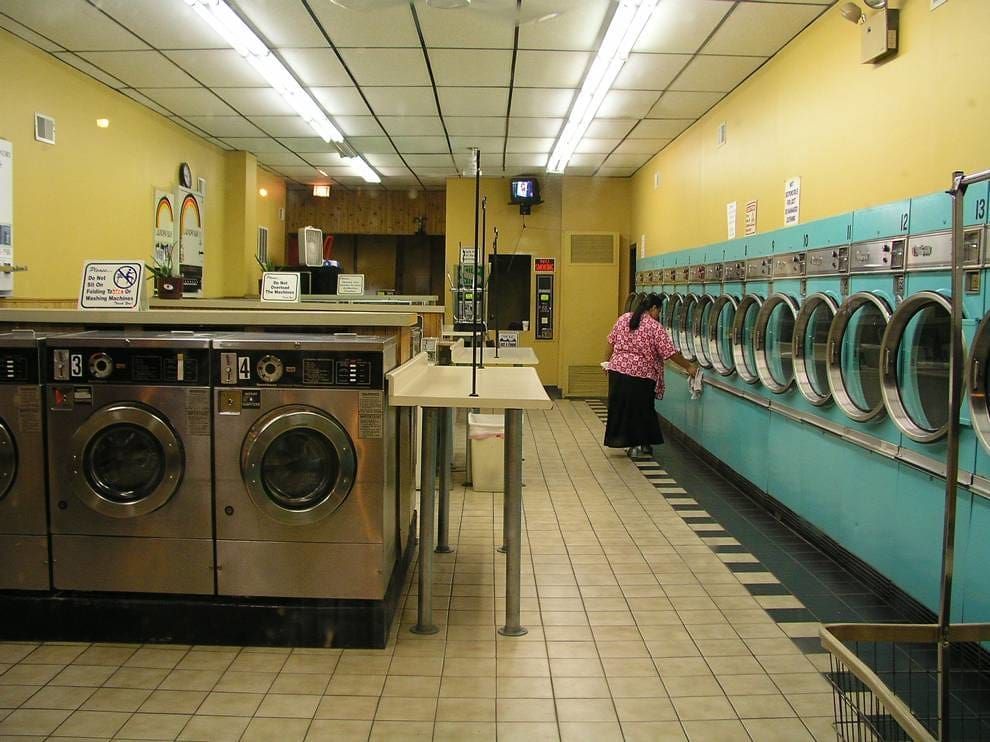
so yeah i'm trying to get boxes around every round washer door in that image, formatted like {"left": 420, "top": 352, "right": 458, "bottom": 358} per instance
{"left": 707, "top": 295, "right": 738, "bottom": 377}
{"left": 693, "top": 295, "right": 716, "bottom": 369}
{"left": 241, "top": 405, "right": 356, "bottom": 526}
{"left": 0, "top": 420, "right": 16, "bottom": 501}
{"left": 667, "top": 294, "right": 685, "bottom": 351}
{"left": 679, "top": 294, "right": 700, "bottom": 361}
{"left": 793, "top": 293, "right": 838, "bottom": 406}
{"left": 970, "top": 312, "right": 990, "bottom": 454}
{"left": 731, "top": 295, "right": 764, "bottom": 384}
{"left": 754, "top": 294, "right": 799, "bottom": 393}
{"left": 70, "top": 403, "right": 184, "bottom": 518}
{"left": 827, "top": 291, "right": 892, "bottom": 422}
{"left": 881, "top": 291, "right": 953, "bottom": 443}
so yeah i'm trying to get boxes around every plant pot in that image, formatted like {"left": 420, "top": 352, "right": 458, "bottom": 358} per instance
{"left": 156, "top": 275, "right": 184, "bottom": 299}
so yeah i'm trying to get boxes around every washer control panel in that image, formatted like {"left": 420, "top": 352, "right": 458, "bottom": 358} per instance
{"left": 0, "top": 348, "right": 38, "bottom": 384}
{"left": 216, "top": 350, "right": 384, "bottom": 389}
{"left": 48, "top": 347, "right": 209, "bottom": 384}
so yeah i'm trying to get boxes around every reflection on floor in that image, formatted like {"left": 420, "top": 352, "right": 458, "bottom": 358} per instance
{"left": 0, "top": 401, "right": 839, "bottom": 741}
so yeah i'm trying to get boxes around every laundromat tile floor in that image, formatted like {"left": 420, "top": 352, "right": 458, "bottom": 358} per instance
{"left": 0, "top": 401, "right": 840, "bottom": 741}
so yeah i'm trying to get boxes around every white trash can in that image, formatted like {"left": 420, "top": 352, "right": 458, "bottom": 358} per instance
{"left": 469, "top": 412, "right": 505, "bottom": 493}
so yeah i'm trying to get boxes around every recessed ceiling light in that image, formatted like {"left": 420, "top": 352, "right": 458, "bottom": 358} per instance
{"left": 258, "top": 188, "right": 268, "bottom": 197}
{"left": 96, "top": 118, "right": 110, "bottom": 128}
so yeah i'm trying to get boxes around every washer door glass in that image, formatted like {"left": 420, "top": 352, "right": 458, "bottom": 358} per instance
{"left": 829, "top": 293, "right": 891, "bottom": 421}
{"left": 882, "top": 292, "right": 951, "bottom": 442}
{"left": 0, "top": 420, "right": 16, "bottom": 500}
{"left": 668, "top": 295, "right": 684, "bottom": 350}
{"left": 694, "top": 296, "right": 715, "bottom": 368}
{"left": 680, "top": 295, "right": 699, "bottom": 360}
{"left": 732, "top": 296, "right": 763, "bottom": 384}
{"left": 242, "top": 406, "right": 356, "bottom": 526}
{"left": 85, "top": 423, "right": 165, "bottom": 503}
{"left": 710, "top": 296, "right": 737, "bottom": 376}
{"left": 756, "top": 295, "right": 797, "bottom": 392}
{"left": 794, "top": 294, "right": 836, "bottom": 405}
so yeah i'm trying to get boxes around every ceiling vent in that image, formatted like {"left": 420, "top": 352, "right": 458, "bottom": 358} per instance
{"left": 257, "top": 226, "right": 269, "bottom": 265}
{"left": 34, "top": 113, "right": 55, "bottom": 145}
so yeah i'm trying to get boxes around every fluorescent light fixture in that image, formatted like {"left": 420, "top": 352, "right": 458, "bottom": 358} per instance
{"left": 546, "top": 0, "right": 660, "bottom": 174}
{"left": 313, "top": 185, "right": 331, "bottom": 197}
{"left": 184, "top": 0, "right": 343, "bottom": 144}
{"left": 347, "top": 156, "right": 382, "bottom": 184}
{"left": 317, "top": 168, "right": 329, "bottom": 177}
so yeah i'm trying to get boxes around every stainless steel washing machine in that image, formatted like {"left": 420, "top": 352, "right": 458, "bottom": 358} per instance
{"left": 212, "top": 333, "right": 403, "bottom": 600}
{"left": 0, "top": 331, "right": 52, "bottom": 590}
{"left": 46, "top": 331, "right": 214, "bottom": 594}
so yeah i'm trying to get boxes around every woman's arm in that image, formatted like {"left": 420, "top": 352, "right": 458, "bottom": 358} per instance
{"left": 667, "top": 351, "right": 699, "bottom": 376}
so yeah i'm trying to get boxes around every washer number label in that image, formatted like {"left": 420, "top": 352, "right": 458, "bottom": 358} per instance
{"left": 70, "top": 354, "right": 83, "bottom": 378}
{"left": 238, "top": 356, "right": 251, "bottom": 381}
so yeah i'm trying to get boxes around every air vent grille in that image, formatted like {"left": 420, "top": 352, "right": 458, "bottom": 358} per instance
{"left": 568, "top": 365, "right": 608, "bottom": 398}
{"left": 570, "top": 234, "right": 614, "bottom": 264}
{"left": 257, "top": 226, "right": 269, "bottom": 264}
{"left": 34, "top": 113, "right": 55, "bottom": 144}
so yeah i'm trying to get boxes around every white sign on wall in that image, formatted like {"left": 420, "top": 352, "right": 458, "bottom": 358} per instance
{"left": 79, "top": 261, "right": 145, "bottom": 310}
{"left": 260, "top": 272, "right": 301, "bottom": 303}
{"left": 337, "top": 274, "right": 366, "bottom": 295}
{"left": 784, "top": 177, "right": 801, "bottom": 226}
{"left": 153, "top": 189, "right": 174, "bottom": 262}
{"left": 459, "top": 246, "right": 476, "bottom": 265}
{"left": 498, "top": 331, "right": 519, "bottom": 348}
{"left": 726, "top": 202, "right": 737, "bottom": 239}
{"left": 0, "top": 139, "right": 12, "bottom": 297}
{"left": 745, "top": 200, "right": 758, "bottom": 236}
{"left": 176, "top": 187, "right": 205, "bottom": 297}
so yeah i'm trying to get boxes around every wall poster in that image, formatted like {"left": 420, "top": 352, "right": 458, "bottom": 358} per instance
{"left": 153, "top": 189, "right": 174, "bottom": 266}
{"left": 176, "top": 187, "right": 204, "bottom": 297}
{"left": 744, "top": 200, "right": 758, "bottom": 236}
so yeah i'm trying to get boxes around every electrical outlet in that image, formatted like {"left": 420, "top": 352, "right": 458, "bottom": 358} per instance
{"left": 717, "top": 122, "right": 727, "bottom": 147}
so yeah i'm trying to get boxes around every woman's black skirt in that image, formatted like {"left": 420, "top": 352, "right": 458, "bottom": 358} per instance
{"left": 604, "top": 371, "right": 664, "bottom": 448}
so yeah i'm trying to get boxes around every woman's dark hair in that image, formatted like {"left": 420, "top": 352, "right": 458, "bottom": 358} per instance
{"left": 629, "top": 293, "right": 662, "bottom": 331}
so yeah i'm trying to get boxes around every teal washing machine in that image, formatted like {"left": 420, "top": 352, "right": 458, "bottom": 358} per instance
{"left": 822, "top": 200, "right": 909, "bottom": 585}
{"left": 661, "top": 258, "right": 680, "bottom": 337}
{"left": 677, "top": 247, "right": 709, "bottom": 365}
{"left": 707, "top": 239, "right": 747, "bottom": 382}
{"left": 660, "top": 252, "right": 691, "bottom": 432}
{"left": 693, "top": 246, "right": 725, "bottom": 373}
{"left": 731, "top": 233, "right": 774, "bottom": 390}
{"left": 754, "top": 227, "right": 806, "bottom": 395}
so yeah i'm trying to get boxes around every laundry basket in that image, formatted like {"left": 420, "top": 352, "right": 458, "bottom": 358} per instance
{"left": 469, "top": 413, "right": 504, "bottom": 492}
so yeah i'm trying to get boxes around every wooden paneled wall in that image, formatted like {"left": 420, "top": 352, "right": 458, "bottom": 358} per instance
{"left": 287, "top": 188, "right": 446, "bottom": 236}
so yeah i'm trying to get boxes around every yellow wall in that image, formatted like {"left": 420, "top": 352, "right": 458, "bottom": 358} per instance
{"left": 445, "top": 176, "right": 630, "bottom": 386}
{"left": 0, "top": 29, "right": 286, "bottom": 299}
{"left": 631, "top": 1, "right": 990, "bottom": 254}
{"left": 256, "top": 167, "right": 286, "bottom": 265}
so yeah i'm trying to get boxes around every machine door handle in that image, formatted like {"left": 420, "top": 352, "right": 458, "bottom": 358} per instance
{"left": 974, "top": 359, "right": 984, "bottom": 393}
{"left": 828, "top": 338, "right": 837, "bottom": 364}
{"left": 754, "top": 328, "right": 763, "bottom": 350}
{"left": 882, "top": 347, "right": 891, "bottom": 377}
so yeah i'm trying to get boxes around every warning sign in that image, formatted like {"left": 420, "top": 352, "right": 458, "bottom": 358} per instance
{"left": 78, "top": 261, "right": 144, "bottom": 310}
{"left": 261, "top": 272, "right": 301, "bottom": 303}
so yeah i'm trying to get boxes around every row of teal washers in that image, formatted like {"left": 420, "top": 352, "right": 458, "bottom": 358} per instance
{"left": 634, "top": 181, "right": 990, "bottom": 623}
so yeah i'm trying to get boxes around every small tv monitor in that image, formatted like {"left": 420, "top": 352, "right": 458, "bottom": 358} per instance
{"left": 509, "top": 177, "right": 540, "bottom": 204}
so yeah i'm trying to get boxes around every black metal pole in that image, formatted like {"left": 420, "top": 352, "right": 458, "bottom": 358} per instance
{"left": 493, "top": 227, "right": 499, "bottom": 358}
{"left": 480, "top": 195, "right": 487, "bottom": 369}
{"left": 470, "top": 148, "right": 480, "bottom": 397}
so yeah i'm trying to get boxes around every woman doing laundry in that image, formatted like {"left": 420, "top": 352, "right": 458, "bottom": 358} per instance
{"left": 604, "top": 293, "right": 699, "bottom": 457}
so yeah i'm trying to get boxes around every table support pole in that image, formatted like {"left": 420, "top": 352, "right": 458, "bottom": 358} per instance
{"left": 436, "top": 408, "right": 453, "bottom": 554}
{"left": 411, "top": 407, "right": 439, "bottom": 635}
{"left": 499, "top": 408, "right": 527, "bottom": 637}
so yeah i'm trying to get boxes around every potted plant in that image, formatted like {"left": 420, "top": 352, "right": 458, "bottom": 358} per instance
{"left": 147, "top": 243, "right": 184, "bottom": 299}
{"left": 256, "top": 254, "right": 276, "bottom": 295}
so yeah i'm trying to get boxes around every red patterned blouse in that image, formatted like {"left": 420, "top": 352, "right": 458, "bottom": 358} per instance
{"left": 607, "top": 311, "right": 678, "bottom": 399}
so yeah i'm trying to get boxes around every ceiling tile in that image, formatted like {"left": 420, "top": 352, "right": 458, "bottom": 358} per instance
{"left": 585, "top": 119, "right": 637, "bottom": 138}
{"left": 234, "top": 0, "right": 327, "bottom": 47}
{"left": 514, "top": 50, "right": 590, "bottom": 88}
{"left": 277, "top": 48, "right": 351, "bottom": 87}
{"left": 629, "top": 119, "right": 692, "bottom": 138}
{"left": 96, "top": 0, "right": 228, "bottom": 48}
{"left": 429, "top": 49, "right": 512, "bottom": 87}
{"left": 362, "top": 87, "right": 437, "bottom": 116}
{"left": 647, "top": 91, "right": 724, "bottom": 118}
{"left": 0, "top": 13, "right": 64, "bottom": 51}
{"left": 517, "top": 0, "right": 610, "bottom": 51}
{"left": 604, "top": 152, "right": 652, "bottom": 168}
{"left": 377, "top": 167, "right": 413, "bottom": 177}
{"left": 404, "top": 154, "right": 455, "bottom": 167}
{"left": 77, "top": 51, "right": 198, "bottom": 88}
{"left": 392, "top": 136, "right": 450, "bottom": 154}
{"left": 378, "top": 116, "right": 446, "bottom": 136}
{"left": 255, "top": 151, "right": 309, "bottom": 167}
{"left": 221, "top": 137, "right": 288, "bottom": 153}
{"left": 670, "top": 55, "right": 765, "bottom": 92}
{"left": 339, "top": 48, "right": 430, "bottom": 86}
{"left": 510, "top": 89, "right": 573, "bottom": 117}
{"left": 438, "top": 88, "right": 509, "bottom": 117}
{"left": 307, "top": 2, "right": 420, "bottom": 47}
{"left": 597, "top": 167, "right": 637, "bottom": 177}
{"left": 334, "top": 116, "right": 385, "bottom": 136}
{"left": 118, "top": 88, "right": 171, "bottom": 116}
{"left": 163, "top": 50, "right": 266, "bottom": 87}
{"left": 53, "top": 52, "right": 126, "bottom": 88}
{"left": 451, "top": 152, "right": 501, "bottom": 169}
{"left": 364, "top": 153, "right": 405, "bottom": 167}
{"left": 445, "top": 117, "right": 506, "bottom": 137}
{"left": 703, "top": 3, "right": 823, "bottom": 56}
{"left": 306, "top": 153, "right": 349, "bottom": 167}
{"left": 348, "top": 136, "right": 397, "bottom": 154}
{"left": 506, "top": 153, "right": 549, "bottom": 168}
{"left": 576, "top": 138, "right": 619, "bottom": 154}
{"left": 277, "top": 165, "right": 326, "bottom": 178}
{"left": 635, "top": 0, "right": 733, "bottom": 54}
{"left": 564, "top": 166, "right": 599, "bottom": 176}
{"left": 414, "top": 167, "right": 459, "bottom": 177}
{"left": 250, "top": 116, "right": 318, "bottom": 137}
{"left": 213, "top": 87, "right": 295, "bottom": 116}
{"left": 416, "top": 2, "right": 515, "bottom": 48}
{"left": 614, "top": 138, "right": 670, "bottom": 155}
{"left": 449, "top": 137, "right": 504, "bottom": 154}
{"left": 614, "top": 53, "right": 691, "bottom": 90}
{"left": 138, "top": 88, "right": 236, "bottom": 116}
{"left": 597, "top": 90, "right": 658, "bottom": 118}
{"left": 507, "top": 117, "right": 563, "bottom": 138}
{"left": 177, "top": 116, "right": 265, "bottom": 138}
{"left": 505, "top": 138, "right": 555, "bottom": 154}
{"left": 0, "top": 0, "right": 147, "bottom": 50}
{"left": 209, "top": 138, "right": 234, "bottom": 151}
{"left": 278, "top": 137, "right": 346, "bottom": 152}
{"left": 567, "top": 153, "right": 606, "bottom": 168}
{"left": 309, "top": 87, "right": 371, "bottom": 116}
